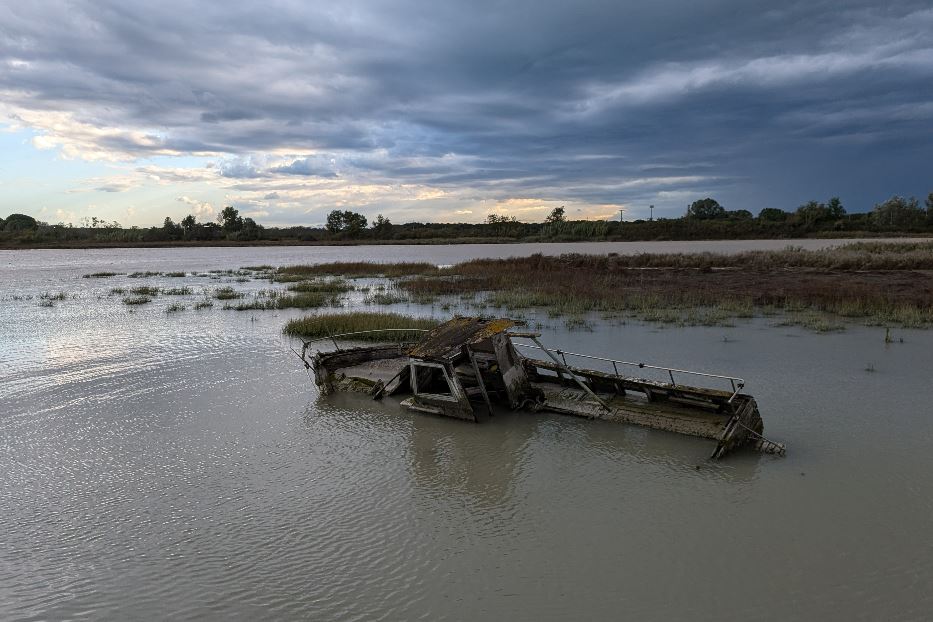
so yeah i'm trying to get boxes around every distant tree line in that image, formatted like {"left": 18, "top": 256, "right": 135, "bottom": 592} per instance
{"left": 2, "top": 193, "right": 932, "bottom": 247}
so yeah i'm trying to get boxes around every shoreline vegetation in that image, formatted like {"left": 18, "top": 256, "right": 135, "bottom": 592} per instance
{"left": 52, "top": 239, "right": 932, "bottom": 332}
{"left": 2, "top": 232, "right": 932, "bottom": 251}
{"left": 275, "top": 241, "right": 933, "bottom": 331}
{"left": 2, "top": 195, "right": 933, "bottom": 249}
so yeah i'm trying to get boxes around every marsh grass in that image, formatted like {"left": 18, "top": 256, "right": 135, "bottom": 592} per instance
{"left": 130, "top": 286, "right": 160, "bottom": 296}
{"left": 275, "top": 292, "right": 341, "bottom": 309}
{"left": 271, "top": 273, "right": 309, "bottom": 283}
{"left": 123, "top": 295, "right": 152, "bottom": 305}
{"left": 283, "top": 312, "right": 439, "bottom": 339}
{"left": 166, "top": 303, "right": 186, "bottom": 313}
{"left": 164, "top": 271, "right": 186, "bottom": 277}
{"left": 162, "top": 286, "right": 193, "bottom": 295}
{"left": 40, "top": 291, "right": 67, "bottom": 301}
{"left": 128, "top": 271, "right": 161, "bottom": 278}
{"left": 277, "top": 262, "right": 438, "bottom": 279}
{"left": 364, "top": 290, "right": 409, "bottom": 305}
{"left": 194, "top": 300, "right": 214, "bottom": 310}
{"left": 390, "top": 250, "right": 933, "bottom": 329}
{"left": 213, "top": 286, "right": 243, "bottom": 300}
{"left": 109, "top": 287, "right": 126, "bottom": 295}
{"left": 286, "top": 279, "right": 352, "bottom": 294}
{"left": 223, "top": 300, "right": 277, "bottom": 311}
{"left": 564, "top": 317, "right": 593, "bottom": 331}
{"left": 773, "top": 313, "right": 846, "bottom": 332}
{"left": 83, "top": 272, "right": 120, "bottom": 278}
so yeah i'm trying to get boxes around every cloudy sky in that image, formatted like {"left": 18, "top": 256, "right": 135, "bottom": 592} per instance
{"left": 1, "top": 1, "right": 931, "bottom": 227}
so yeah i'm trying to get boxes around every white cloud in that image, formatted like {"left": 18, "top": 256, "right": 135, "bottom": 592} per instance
{"left": 176, "top": 196, "right": 216, "bottom": 219}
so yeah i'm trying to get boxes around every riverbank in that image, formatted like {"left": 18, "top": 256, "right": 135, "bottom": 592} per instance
{"left": 1, "top": 231, "right": 929, "bottom": 251}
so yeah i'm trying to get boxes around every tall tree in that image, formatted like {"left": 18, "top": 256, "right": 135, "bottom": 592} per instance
{"left": 162, "top": 217, "right": 182, "bottom": 240}
{"left": 872, "top": 196, "right": 924, "bottom": 229}
{"left": 758, "top": 208, "right": 788, "bottom": 222}
{"left": 686, "top": 198, "right": 725, "bottom": 220}
{"left": 341, "top": 211, "right": 368, "bottom": 237}
{"left": 372, "top": 214, "right": 392, "bottom": 237}
{"left": 545, "top": 206, "right": 566, "bottom": 224}
{"left": 239, "top": 217, "right": 262, "bottom": 241}
{"left": 219, "top": 206, "right": 243, "bottom": 233}
{"left": 181, "top": 214, "right": 196, "bottom": 231}
{"left": 826, "top": 196, "right": 846, "bottom": 219}
{"left": 325, "top": 210, "right": 345, "bottom": 233}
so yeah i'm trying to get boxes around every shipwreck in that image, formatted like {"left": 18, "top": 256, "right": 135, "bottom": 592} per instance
{"left": 297, "top": 317, "right": 785, "bottom": 459}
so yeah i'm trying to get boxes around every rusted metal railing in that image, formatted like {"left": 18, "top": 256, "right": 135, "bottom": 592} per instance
{"left": 511, "top": 340, "right": 746, "bottom": 402}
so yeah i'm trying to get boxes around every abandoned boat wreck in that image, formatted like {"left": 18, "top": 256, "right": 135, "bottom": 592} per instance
{"left": 299, "top": 317, "right": 785, "bottom": 459}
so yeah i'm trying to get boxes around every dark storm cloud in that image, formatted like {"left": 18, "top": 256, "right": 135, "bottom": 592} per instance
{"left": 271, "top": 157, "right": 339, "bottom": 178}
{"left": 2, "top": 0, "right": 932, "bottom": 214}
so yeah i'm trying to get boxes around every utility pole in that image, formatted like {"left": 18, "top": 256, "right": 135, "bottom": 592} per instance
{"left": 619, "top": 209, "right": 624, "bottom": 223}
{"left": 649, "top": 205, "right": 654, "bottom": 221}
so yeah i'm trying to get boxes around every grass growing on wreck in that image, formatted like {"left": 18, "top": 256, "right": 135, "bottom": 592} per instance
{"left": 283, "top": 312, "right": 439, "bottom": 340}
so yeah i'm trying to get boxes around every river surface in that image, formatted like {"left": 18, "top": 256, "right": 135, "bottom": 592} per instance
{"left": 1, "top": 242, "right": 932, "bottom": 621}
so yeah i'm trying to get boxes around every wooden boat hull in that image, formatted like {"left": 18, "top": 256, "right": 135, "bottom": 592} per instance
{"left": 301, "top": 318, "right": 784, "bottom": 459}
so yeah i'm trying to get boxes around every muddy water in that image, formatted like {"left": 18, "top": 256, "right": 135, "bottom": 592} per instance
{"left": 1, "top": 245, "right": 932, "bottom": 621}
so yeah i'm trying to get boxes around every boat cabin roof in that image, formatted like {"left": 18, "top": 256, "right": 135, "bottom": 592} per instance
{"left": 408, "top": 316, "right": 514, "bottom": 361}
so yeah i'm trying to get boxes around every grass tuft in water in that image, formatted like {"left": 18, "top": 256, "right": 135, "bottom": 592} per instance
{"left": 286, "top": 279, "right": 352, "bottom": 294}
{"left": 275, "top": 292, "right": 341, "bottom": 309}
{"left": 364, "top": 290, "right": 409, "bottom": 305}
{"left": 123, "top": 295, "right": 152, "bottom": 305}
{"left": 162, "top": 286, "right": 193, "bottom": 295}
{"left": 213, "top": 286, "right": 243, "bottom": 300}
{"left": 83, "top": 272, "right": 120, "bottom": 278}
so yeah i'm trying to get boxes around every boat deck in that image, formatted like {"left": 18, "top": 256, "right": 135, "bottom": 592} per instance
{"left": 532, "top": 381, "right": 730, "bottom": 439}
{"left": 338, "top": 357, "right": 408, "bottom": 385}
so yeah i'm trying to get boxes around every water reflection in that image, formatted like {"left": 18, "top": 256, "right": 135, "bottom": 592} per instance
{"left": 311, "top": 388, "right": 762, "bottom": 511}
